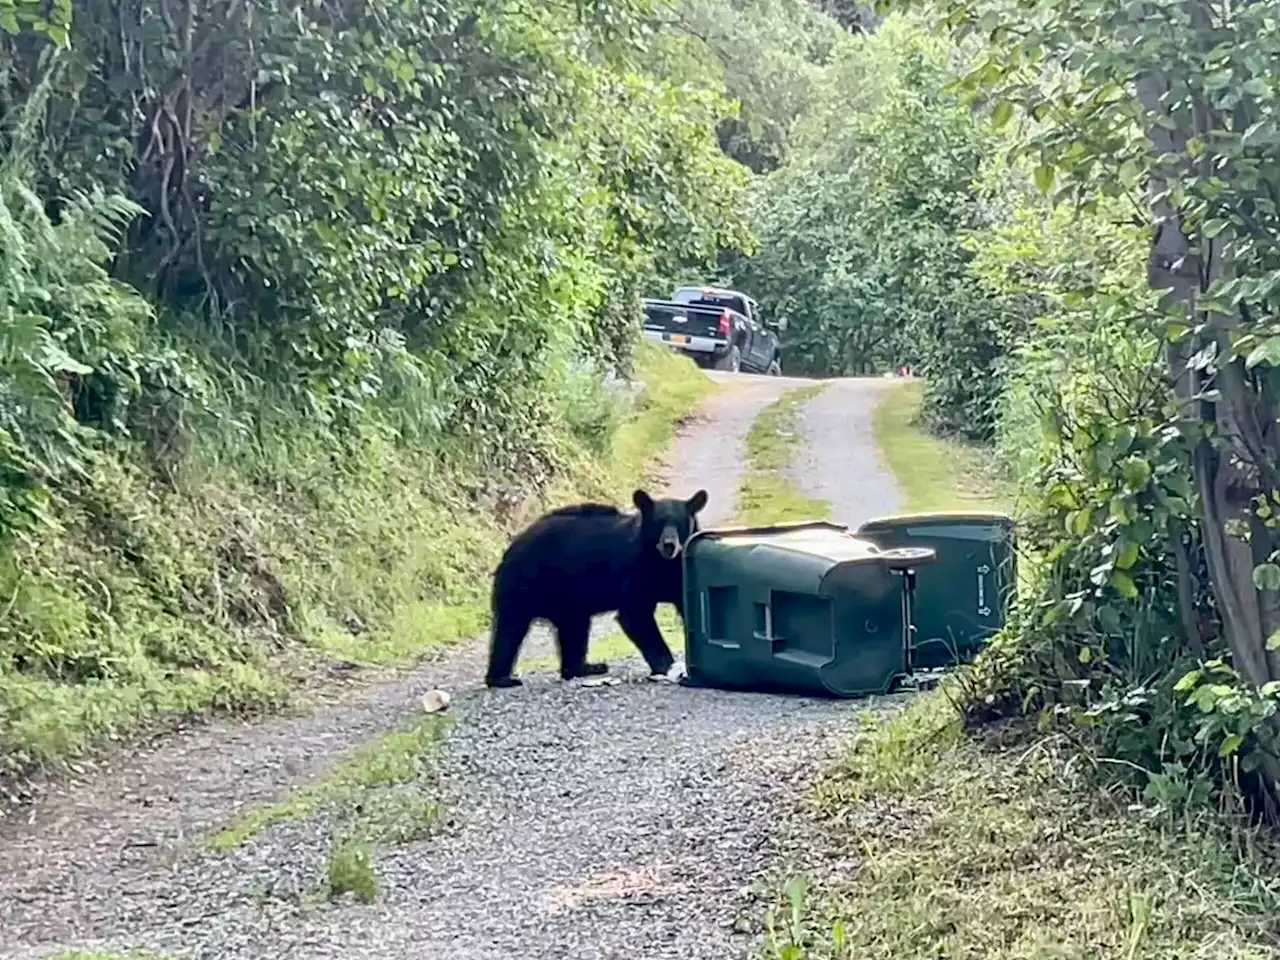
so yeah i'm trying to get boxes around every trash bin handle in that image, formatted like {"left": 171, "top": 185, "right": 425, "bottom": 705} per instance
{"left": 751, "top": 602, "right": 774, "bottom": 642}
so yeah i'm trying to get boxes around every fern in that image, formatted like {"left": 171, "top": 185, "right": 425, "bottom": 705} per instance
{"left": 0, "top": 124, "right": 150, "bottom": 539}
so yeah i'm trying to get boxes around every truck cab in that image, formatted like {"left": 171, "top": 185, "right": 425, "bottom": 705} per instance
{"left": 642, "top": 285, "right": 786, "bottom": 374}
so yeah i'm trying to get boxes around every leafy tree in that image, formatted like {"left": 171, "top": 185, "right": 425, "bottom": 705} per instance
{"left": 0, "top": 0, "right": 751, "bottom": 471}
{"left": 728, "top": 15, "right": 1013, "bottom": 438}
{"left": 650, "top": 0, "right": 846, "bottom": 173}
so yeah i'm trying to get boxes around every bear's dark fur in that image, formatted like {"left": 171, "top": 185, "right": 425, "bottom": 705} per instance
{"left": 484, "top": 488, "right": 710, "bottom": 688}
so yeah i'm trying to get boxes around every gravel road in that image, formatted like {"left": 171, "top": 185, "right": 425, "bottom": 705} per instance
{"left": 792, "top": 376, "right": 904, "bottom": 530}
{"left": 0, "top": 372, "right": 905, "bottom": 960}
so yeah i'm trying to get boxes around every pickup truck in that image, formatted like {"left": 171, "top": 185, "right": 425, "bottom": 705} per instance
{"left": 641, "top": 286, "right": 786, "bottom": 375}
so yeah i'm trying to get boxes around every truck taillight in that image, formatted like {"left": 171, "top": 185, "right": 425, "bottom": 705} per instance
{"left": 717, "top": 311, "right": 731, "bottom": 336}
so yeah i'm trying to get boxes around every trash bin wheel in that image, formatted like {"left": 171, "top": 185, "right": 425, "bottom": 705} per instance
{"left": 879, "top": 546, "right": 937, "bottom": 570}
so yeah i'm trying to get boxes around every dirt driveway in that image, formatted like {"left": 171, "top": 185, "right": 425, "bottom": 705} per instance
{"left": 0, "top": 372, "right": 904, "bottom": 960}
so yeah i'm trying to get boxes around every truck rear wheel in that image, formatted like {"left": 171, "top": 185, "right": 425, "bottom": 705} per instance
{"left": 767, "top": 357, "right": 782, "bottom": 376}
{"left": 714, "top": 344, "right": 742, "bottom": 373}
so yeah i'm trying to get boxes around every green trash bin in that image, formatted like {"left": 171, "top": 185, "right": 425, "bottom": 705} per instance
{"left": 855, "top": 512, "right": 1016, "bottom": 670}
{"left": 681, "top": 521, "right": 937, "bottom": 698}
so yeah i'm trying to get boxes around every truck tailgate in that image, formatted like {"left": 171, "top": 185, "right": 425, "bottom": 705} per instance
{"left": 642, "top": 301, "right": 723, "bottom": 342}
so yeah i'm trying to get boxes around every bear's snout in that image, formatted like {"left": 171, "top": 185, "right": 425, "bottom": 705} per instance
{"left": 657, "top": 528, "right": 682, "bottom": 559}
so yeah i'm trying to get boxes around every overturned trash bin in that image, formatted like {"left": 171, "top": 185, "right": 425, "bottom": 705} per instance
{"left": 680, "top": 522, "right": 937, "bottom": 698}
{"left": 856, "top": 513, "right": 1015, "bottom": 671}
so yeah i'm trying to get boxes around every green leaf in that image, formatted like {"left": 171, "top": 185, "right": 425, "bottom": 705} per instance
{"left": 1120, "top": 456, "right": 1152, "bottom": 489}
{"left": 1110, "top": 495, "right": 1134, "bottom": 524}
{"left": 1267, "top": 629, "right": 1280, "bottom": 651}
{"left": 1098, "top": 604, "right": 1122, "bottom": 634}
{"left": 1110, "top": 570, "right": 1139, "bottom": 599}
{"left": 1071, "top": 509, "right": 1091, "bottom": 536}
{"left": 832, "top": 918, "right": 847, "bottom": 950}
{"left": 1174, "top": 668, "right": 1202, "bottom": 693}
{"left": 785, "top": 873, "right": 808, "bottom": 908}
{"left": 1078, "top": 645, "right": 1094, "bottom": 664}
{"left": 1192, "top": 684, "right": 1221, "bottom": 713}
{"left": 992, "top": 101, "right": 1014, "bottom": 130}
{"left": 1114, "top": 540, "right": 1140, "bottom": 571}
{"left": 1033, "top": 163, "right": 1056, "bottom": 193}
{"left": 1218, "top": 733, "right": 1244, "bottom": 758}
{"left": 1245, "top": 337, "right": 1280, "bottom": 370}
{"left": 1203, "top": 218, "right": 1230, "bottom": 238}
{"left": 1253, "top": 563, "right": 1280, "bottom": 591}
{"left": 1197, "top": 298, "right": 1234, "bottom": 316}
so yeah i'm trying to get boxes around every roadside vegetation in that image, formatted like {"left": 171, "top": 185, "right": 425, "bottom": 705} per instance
{"left": 763, "top": 696, "right": 1280, "bottom": 959}
{"left": 872, "top": 382, "right": 1010, "bottom": 515}
{"left": 697, "top": 0, "right": 1280, "bottom": 873}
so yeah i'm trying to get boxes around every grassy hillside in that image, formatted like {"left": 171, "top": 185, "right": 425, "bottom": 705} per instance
{"left": 0, "top": 343, "right": 710, "bottom": 784}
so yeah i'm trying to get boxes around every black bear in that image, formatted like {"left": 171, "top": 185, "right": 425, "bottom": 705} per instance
{"left": 484, "top": 488, "right": 710, "bottom": 688}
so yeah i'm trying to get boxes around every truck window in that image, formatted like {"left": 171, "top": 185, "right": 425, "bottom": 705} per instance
{"left": 671, "top": 287, "right": 748, "bottom": 315}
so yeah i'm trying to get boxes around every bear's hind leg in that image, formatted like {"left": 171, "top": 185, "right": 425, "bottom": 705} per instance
{"left": 555, "top": 616, "right": 607, "bottom": 680}
{"left": 486, "top": 608, "right": 533, "bottom": 688}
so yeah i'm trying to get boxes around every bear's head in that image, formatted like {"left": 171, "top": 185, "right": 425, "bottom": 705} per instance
{"left": 633, "top": 488, "right": 709, "bottom": 560}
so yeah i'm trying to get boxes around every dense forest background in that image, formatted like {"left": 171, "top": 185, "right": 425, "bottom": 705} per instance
{"left": 7, "top": 0, "right": 1280, "bottom": 818}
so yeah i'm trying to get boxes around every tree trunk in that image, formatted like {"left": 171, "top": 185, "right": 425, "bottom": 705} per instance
{"left": 1138, "top": 41, "right": 1280, "bottom": 798}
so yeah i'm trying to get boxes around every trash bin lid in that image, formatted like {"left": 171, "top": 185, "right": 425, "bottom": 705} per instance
{"left": 692, "top": 522, "right": 886, "bottom": 565}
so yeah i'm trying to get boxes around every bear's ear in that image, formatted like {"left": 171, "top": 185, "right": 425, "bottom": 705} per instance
{"left": 687, "top": 489, "right": 709, "bottom": 515}
{"left": 633, "top": 489, "right": 655, "bottom": 515}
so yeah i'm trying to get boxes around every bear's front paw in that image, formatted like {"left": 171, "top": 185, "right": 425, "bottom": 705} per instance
{"left": 650, "top": 659, "right": 687, "bottom": 683}
{"left": 486, "top": 675, "right": 524, "bottom": 689}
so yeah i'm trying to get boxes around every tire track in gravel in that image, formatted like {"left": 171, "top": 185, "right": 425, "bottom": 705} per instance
{"left": 0, "top": 371, "right": 905, "bottom": 960}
